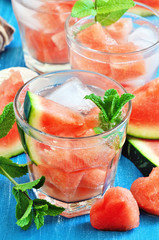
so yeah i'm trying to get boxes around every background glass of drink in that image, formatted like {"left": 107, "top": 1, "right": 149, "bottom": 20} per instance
{"left": 12, "top": 0, "right": 76, "bottom": 73}
{"left": 14, "top": 70, "right": 132, "bottom": 218}
{"left": 66, "top": 2, "right": 159, "bottom": 93}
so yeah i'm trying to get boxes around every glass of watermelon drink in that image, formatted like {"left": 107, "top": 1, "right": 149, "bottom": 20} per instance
{"left": 66, "top": 1, "right": 159, "bottom": 93}
{"left": 14, "top": 70, "right": 132, "bottom": 218}
{"left": 11, "top": 0, "right": 76, "bottom": 73}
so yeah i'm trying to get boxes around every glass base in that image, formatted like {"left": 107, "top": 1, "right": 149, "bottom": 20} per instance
{"left": 33, "top": 189, "right": 102, "bottom": 218}
{"left": 24, "top": 53, "right": 71, "bottom": 74}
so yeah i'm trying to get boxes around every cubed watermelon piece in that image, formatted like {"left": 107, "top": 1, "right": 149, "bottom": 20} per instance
{"left": 107, "top": 42, "right": 146, "bottom": 82}
{"left": 90, "top": 187, "right": 140, "bottom": 231}
{"left": 106, "top": 18, "right": 133, "bottom": 43}
{"left": 77, "top": 22, "right": 117, "bottom": 51}
{"left": 79, "top": 168, "right": 106, "bottom": 189}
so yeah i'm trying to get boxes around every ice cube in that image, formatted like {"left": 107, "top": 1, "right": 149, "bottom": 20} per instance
{"left": 46, "top": 77, "right": 95, "bottom": 113}
{"left": 128, "top": 26, "right": 159, "bottom": 50}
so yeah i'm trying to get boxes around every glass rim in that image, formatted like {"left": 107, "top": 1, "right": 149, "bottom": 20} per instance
{"left": 14, "top": 69, "right": 132, "bottom": 141}
{"left": 65, "top": 1, "right": 159, "bottom": 56}
{"left": 12, "top": 0, "right": 76, "bottom": 14}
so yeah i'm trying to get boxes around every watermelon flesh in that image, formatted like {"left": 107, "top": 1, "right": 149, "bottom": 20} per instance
{"left": 22, "top": 1, "right": 75, "bottom": 64}
{"left": 0, "top": 70, "right": 24, "bottom": 157}
{"left": 131, "top": 167, "right": 159, "bottom": 216}
{"left": 90, "top": 187, "right": 140, "bottom": 231}
{"left": 23, "top": 88, "right": 122, "bottom": 203}
{"left": 70, "top": 20, "right": 147, "bottom": 86}
{"left": 127, "top": 77, "right": 159, "bottom": 139}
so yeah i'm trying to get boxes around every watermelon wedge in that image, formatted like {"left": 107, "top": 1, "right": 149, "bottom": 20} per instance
{"left": 122, "top": 137, "right": 159, "bottom": 176}
{"left": 127, "top": 77, "right": 159, "bottom": 139}
{"left": 0, "top": 67, "right": 38, "bottom": 158}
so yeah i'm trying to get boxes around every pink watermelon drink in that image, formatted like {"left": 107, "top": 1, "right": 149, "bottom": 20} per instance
{"left": 12, "top": 0, "right": 76, "bottom": 73}
{"left": 14, "top": 70, "right": 132, "bottom": 218}
{"left": 66, "top": 1, "right": 159, "bottom": 92}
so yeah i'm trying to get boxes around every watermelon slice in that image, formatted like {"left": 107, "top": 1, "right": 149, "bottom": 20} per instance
{"left": 90, "top": 187, "right": 140, "bottom": 231}
{"left": 24, "top": 91, "right": 87, "bottom": 137}
{"left": 122, "top": 137, "right": 159, "bottom": 176}
{"left": 131, "top": 167, "right": 159, "bottom": 216}
{"left": 127, "top": 77, "right": 159, "bottom": 139}
{"left": 0, "top": 67, "right": 38, "bottom": 158}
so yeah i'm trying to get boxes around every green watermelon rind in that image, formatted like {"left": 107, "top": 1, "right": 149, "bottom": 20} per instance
{"left": 0, "top": 142, "right": 24, "bottom": 158}
{"left": 127, "top": 124, "right": 159, "bottom": 139}
{"left": 24, "top": 91, "right": 43, "bottom": 166}
{"left": 122, "top": 136, "right": 158, "bottom": 176}
{"left": 128, "top": 7, "right": 154, "bottom": 17}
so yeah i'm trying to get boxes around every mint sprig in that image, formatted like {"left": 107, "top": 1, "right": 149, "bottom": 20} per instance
{"left": 85, "top": 89, "right": 134, "bottom": 131}
{"left": 0, "top": 104, "right": 65, "bottom": 230}
{"left": 0, "top": 158, "right": 64, "bottom": 230}
{"left": 71, "top": 0, "right": 135, "bottom": 26}
{"left": 0, "top": 102, "right": 15, "bottom": 138}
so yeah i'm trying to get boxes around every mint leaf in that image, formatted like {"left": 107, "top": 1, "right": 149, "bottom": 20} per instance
{"left": 85, "top": 94, "right": 109, "bottom": 122}
{"left": 33, "top": 199, "right": 65, "bottom": 216}
{"left": 0, "top": 156, "right": 28, "bottom": 178}
{"left": 96, "top": 9, "right": 127, "bottom": 26}
{"left": 12, "top": 188, "right": 32, "bottom": 230}
{"left": 96, "top": 0, "right": 135, "bottom": 14}
{"left": 0, "top": 102, "right": 15, "bottom": 139}
{"left": 71, "top": 0, "right": 135, "bottom": 26}
{"left": 16, "top": 200, "right": 33, "bottom": 228}
{"left": 111, "top": 93, "right": 134, "bottom": 122}
{"left": 14, "top": 176, "right": 45, "bottom": 192}
{"left": 33, "top": 211, "right": 45, "bottom": 230}
{"left": 85, "top": 89, "right": 134, "bottom": 131}
{"left": 71, "top": 0, "right": 96, "bottom": 18}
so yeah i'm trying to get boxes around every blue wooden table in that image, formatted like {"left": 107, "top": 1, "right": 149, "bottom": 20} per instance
{"left": 0, "top": 1, "right": 159, "bottom": 239}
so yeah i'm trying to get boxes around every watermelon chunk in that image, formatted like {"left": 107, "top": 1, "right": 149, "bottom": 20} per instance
{"left": 127, "top": 77, "right": 159, "bottom": 139}
{"left": 106, "top": 18, "right": 133, "bottom": 43}
{"left": 107, "top": 42, "right": 146, "bottom": 83}
{"left": 90, "top": 187, "right": 140, "bottom": 231}
{"left": 77, "top": 22, "right": 117, "bottom": 51}
{"left": 131, "top": 167, "right": 159, "bottom": 216}
{"left": 0, "top": 68, "right": 37, "bottom": 158}
{"left": 71, "top": 22, "right": 117, "bottom": 77}
{"left": 79, "top": 168, "right": 106, "bottom": 189}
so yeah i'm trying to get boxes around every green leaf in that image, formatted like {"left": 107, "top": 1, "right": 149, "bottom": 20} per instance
{"left": 14, "top": 176, "right": 45, "bottom": 192}
{"left": 0, "top": 156, "right": 28, "bottom": 178}
{"left": 96, "top": 9, "right": 128, "bottom": 26}
{"left": 33, "top": 199, "right": 65, "bottom": 216}
{"left": 111, "top": 93, "right": 134, "bottom": 122}
{"left": 0, "top": 102, "right": 15, "bottom": 139}
{"left": 85, "top": 94, "right": 109, "bottom": 122}
{"left": 71, "top": 0, "right": 135, "bottom": 26}
{"left": 71, "top": 0, "right": 96, "bottom": 18}
{"left": 33, "top": 211, "right": 45, "bottom": 230}
{"left": 16, "top": 200, "right": 33, "bottom": 228}
{"left": 96, "top": 0, "right": 135, "bottom": 14}
{"left": 12, "top": 188, "right": 33, "bottom": 230}
{"left": 85, "top": 89, "right": 134, "bottom": 131}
